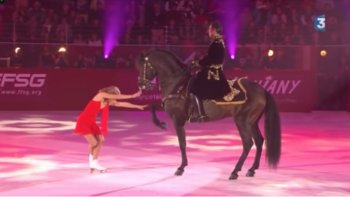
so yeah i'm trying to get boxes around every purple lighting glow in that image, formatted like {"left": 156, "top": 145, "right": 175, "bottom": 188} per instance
{"left": 103, "top": 0, "right": 126, "bottom": 58}
{"left": 219, "top": 1, "right": 246, "bottom": 59}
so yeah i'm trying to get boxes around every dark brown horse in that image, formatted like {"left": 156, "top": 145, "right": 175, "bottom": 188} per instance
{"left": 136, "top": 49, "right": 281, "bottom": 180}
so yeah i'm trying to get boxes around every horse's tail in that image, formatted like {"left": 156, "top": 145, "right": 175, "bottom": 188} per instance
{"left": 151, "top": 103, "right": 167, "bottom": 130}
{"left": 264, "top": 91, "right": 281, "bottom": 168}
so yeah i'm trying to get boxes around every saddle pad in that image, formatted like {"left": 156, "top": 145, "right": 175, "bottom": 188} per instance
{"left": 212, "top": 78, "right": 248, "bottom": 105}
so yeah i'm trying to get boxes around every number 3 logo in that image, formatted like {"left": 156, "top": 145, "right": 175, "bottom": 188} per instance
{"left": 314, "top": 15, "right": 326, "bottom": 32}
{"left": 317, "top": 18, "right": 325, "bottom": 29}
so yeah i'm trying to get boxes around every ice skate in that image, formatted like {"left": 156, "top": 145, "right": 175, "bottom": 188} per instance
{"left": 89, "top": 154, "right": 93, "bottom": 163}
{"left": 89, "top": 159, "right": 107, "bottom": 173}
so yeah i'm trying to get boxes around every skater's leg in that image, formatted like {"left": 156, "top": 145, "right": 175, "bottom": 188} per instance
{"left": 84, "top": 134, "right": 106, "bottom": 172}
{"left": 93, "top": 135, "right": 105, "bottom": 160}
{"left": 84, "top": 134, "right": 99, "bottom": 157}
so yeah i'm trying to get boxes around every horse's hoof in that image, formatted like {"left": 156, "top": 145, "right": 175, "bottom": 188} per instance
{"left": 246, "top": 170, "right": 255, "bottom": 177}
{"left": 159, "top": 122, "right": 167, "bottom": 130}
{"left": 175, "top": 168, "right": 184, "bottom": 176}
{"left": 229, "top": 173, "right": 238, "bottom": 180}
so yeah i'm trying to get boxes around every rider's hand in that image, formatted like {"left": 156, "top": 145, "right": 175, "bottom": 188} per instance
{"left": 191, "top": 59, "right": 200, "bottom": 68}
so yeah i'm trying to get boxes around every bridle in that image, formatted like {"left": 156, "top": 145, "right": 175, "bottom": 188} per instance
{"left": 139, "top": 54, "right": 190, "bottom": 104}
{"left": 139, "top": 56, "right": 156, "bottom": 90}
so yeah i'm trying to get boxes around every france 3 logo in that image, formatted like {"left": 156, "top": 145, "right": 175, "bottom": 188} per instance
{"left": 313, "top": 15, "right": 326, "bottom": 32}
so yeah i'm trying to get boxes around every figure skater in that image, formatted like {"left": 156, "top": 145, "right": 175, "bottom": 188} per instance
{"left": 75, "top": 86, "right": 147, "bottom": 173}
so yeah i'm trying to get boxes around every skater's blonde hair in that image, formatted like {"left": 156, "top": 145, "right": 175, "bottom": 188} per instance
{"left": 99, "top": 86, "right": 121, "bottom": 95}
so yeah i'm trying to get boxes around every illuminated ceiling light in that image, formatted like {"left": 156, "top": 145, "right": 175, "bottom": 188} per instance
{"left": 58, "top": 47, "right": 66, "bottom": 53}
{"left": 14, "top": 47, "right": 21, "bottom": 54}
{"left": 267, "top": 49, "right": 274, "bottom": 57}
{"left": 320, "top": 50, "right": 327, "bottom": 57}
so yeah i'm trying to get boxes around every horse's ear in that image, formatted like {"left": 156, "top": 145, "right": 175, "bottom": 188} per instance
{"left": 135, "top": 52, "right": 146, "bottom": 70}
{"left": 140, "top": 52, "right": 146, "bottom": 61}
{"left": 139, "top": 52, "right": 144, "bottom": 59}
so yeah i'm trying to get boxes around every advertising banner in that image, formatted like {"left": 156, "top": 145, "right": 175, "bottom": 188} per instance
{"left": 225, "top": 69, "right": 316, "bottom": 112}
{"left": 0, "top": 68, "right": 315, "bottom": 112}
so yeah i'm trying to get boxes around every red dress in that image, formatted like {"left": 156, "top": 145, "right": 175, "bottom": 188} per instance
{"left": 75, "top": 100, "right": 109, "bottom": 136}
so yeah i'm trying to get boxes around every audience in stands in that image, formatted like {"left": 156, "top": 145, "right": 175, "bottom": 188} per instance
{"left": 0, "top": 0, "right": 348, "bottom": 70}
{"left": 0, "top": 0, "right": 346, "bottom": 45}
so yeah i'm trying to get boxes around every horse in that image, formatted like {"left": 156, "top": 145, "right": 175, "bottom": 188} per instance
{"left": 136, "top": 49, "right": 281, "bottom": 180}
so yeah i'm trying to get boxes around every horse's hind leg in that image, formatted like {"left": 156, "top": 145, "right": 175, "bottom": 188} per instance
{"left": 246, "top": 123, "right": 264, "bottom": 177}
{"left": 229, "top": 117, "right": 253, "bottom": 180}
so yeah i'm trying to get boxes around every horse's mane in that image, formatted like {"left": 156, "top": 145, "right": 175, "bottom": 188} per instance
{"left": 147, "top": 48, "right": 186, "bottom": 69}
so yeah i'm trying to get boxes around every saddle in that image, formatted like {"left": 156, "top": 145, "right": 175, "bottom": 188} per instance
{"left": 211, "top": 78, "right": 248, "bottom": 105}
{"left": 162, "top": 77, "right": 247, "bottom": 108}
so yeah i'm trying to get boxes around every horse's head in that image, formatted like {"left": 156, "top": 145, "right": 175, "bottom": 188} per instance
{"left": 136, "top": 52, "right": 158, "bottom": 90}
{"left": 136, "top": 49, "right": 189, "bottom": 91}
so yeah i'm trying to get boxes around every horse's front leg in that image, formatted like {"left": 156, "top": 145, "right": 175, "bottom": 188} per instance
{"left": 173, "top": 118, "right": 188, "bottom": 176}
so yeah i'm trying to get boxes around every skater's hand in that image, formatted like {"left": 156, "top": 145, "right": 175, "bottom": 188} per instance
{"left": 132, "top": 89, "right": 142, "bottom": 98}
{"left": 138, "top": 104, "right": 148, "bottom": 110}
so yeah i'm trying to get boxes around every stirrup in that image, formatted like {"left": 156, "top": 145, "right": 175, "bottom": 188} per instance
{"left": 197, "top": 115, "right": 207, "bottom": 122}
{"left": 188, "top": 115, "right": 207, "bottom": 123}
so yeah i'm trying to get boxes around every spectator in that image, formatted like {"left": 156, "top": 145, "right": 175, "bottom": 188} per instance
{"left": 166, "top": 19, "right": 179, "bottom": 45}
{"left": 131, "top": 19, "right": 149, "bottom": 44}
{"left": 165, "top": 0, "right": 181, "bottom": 25}
{"left": 147, "top": 2, "right": 166, "bottom": 45}
{"left": 54, "top": 51, "right": 69, "bottom": 68}
{"left": 194, "top": 7, "right": 209, "bottom": 26}
{"left": 179, "top": 18, "right": 196, "bottom": 44}
{"left": 40, "top": 46, "right": 55, "bottom": 67}
{"left": 88, "top": 33, "right": 102, "bottom": 46}
{"left": 55, "top": 18, "right": 71, "bottom": 43}
{"left": 73, "top": 33, "right": 87, "bottom": 44}
{"left": 41, "top": 18, "right": 53, "bottom": 43}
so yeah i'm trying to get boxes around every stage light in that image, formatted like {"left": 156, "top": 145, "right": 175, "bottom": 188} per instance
{"left": 14, "top": 47, "right": 21, "bottom": 54}
{"left": 230, "top": 54, "right": 235, "bottom": 59}
{"left": 104, "top": 0, "right": 125, "bottom": 64}
{"left": 58, "top": 47, "right": 66, "bottom": 53}
{"left": 104, "top": 54, "right": 109, "bottom": 59}
{"left": 268, "top": 49, "right": 274, "bottom": 57}
{"left": 320, "top": 50, "right": 327, "bottom": 57}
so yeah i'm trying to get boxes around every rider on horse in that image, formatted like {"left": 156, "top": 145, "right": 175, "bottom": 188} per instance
{"left": 189, "top": 21, "right": 231, "bottom": 122}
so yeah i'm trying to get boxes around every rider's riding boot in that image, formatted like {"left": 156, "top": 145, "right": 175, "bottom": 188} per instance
{"left": 189, "top": 94, "right": 207, "bottom": 122}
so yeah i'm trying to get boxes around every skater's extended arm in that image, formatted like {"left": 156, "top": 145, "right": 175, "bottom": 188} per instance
{"left": 109, "top": 100, "right": 147, "bottom": 110}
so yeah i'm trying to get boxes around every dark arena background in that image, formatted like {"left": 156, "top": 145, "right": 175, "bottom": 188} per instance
{"left": 0, "top": 0, "right": 349, "bottom": 196}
